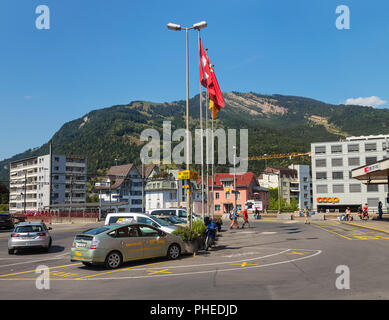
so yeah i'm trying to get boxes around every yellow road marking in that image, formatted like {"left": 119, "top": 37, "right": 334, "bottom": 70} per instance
{"left": 147, "top": 269, "right": 172, "bottom": 275}
{"left": 230, "top": 262, "right": 258, "bottom": 267}
{"left": 344, "top": 222, "right": 389, "bottom": 235}
{"left": 74, "top": 260, "right": 165, "bottom": 280}
{"left": 0, "top": 263, "right": 82, "bottom": 278}
{"left": 311, "top": 224, "right": 353, "bottom": 240}
{"left": 287, "top": 251, "right": 307, "bottom": 255}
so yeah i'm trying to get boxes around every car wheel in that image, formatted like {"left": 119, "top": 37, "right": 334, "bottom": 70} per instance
{"left": 8, "top": 249, "right": 14, "bottom": 255}
{"left": 167, "top": 244, "right": 181, "bottom": 260}
{"left": 45, "top": 238, "right": 52, "bottom": 252}
{"left": 105, "top": 251, "right": 122, "bottom": 269}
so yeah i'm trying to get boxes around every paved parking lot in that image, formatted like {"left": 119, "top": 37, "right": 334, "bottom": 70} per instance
{"left": 1, "top": 219, "right": 389, "bottom": 299}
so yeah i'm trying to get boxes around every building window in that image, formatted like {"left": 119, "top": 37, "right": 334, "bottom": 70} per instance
{"left": 348, "top": 157, "right": 360, "bottom": 167}
{"left": 315, "top": 159, "right": 326, "bottom": 167}
{"left": 331, "top": 145, "right": 342, "bottom": 154}
{"left": 315, "top": 146, "right": 326, "bottom": 154}
{"left": 349, "top": 184, "right": 361, "bottom": 193}
{"left": 215, "top": 205, "right": 221, "bottom": 212}
{"left": 215, "top": 192, "right": 220, "bottom": 199}
{"left": 331, "top": 158, "right": 343, "bottom": 167}
{"left": 365, "top": 157, "right": 377, "bottom": 165}
{"left": 333, "top": 184, "right": 344, "bottom": 193}
{"left": 316, "top": 172, "right": 327, "bottom": 180}
{"left": 332, "top": 172, "right": 344, "bottom": 180}
{"left": 367, "top": 184, "right": 379, "bottom": 192}
{"left": 316, "top": 185, "right": 328, "bottom": 193}
{"left": 225, "top": 192, "right": 230, "bottom": 200}
{"left": 365, "top": 143, "right": 377, "bottom": 152}
{"left": 347, "top": 144, "right": 359, "bottom": 153}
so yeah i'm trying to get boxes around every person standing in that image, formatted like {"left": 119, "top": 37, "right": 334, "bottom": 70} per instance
{"left": 242, "top": 206, "right": 250, "bottom": 229}
{"left": 345, "top": 207, "right": 352, "bottom": 221}
{"left": 303, "top": 206, "right": 310, "bottom": 224}
{"left": 378, "top": 201, "right": 383, "bottom": 220}
{"left": 229, "top": 208, "right": 239, "bottom": 229}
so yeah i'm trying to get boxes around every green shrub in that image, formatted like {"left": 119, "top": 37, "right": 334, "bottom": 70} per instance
{"left": 191, "top": 220, "right": 207, "bottom": 235}
{"left": 172, "top": 226, "right": 200, "bottom": 242}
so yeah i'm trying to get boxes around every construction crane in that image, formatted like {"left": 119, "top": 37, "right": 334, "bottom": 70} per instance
{"left": 247, "top": 152, "right": 311, "bottom": 161}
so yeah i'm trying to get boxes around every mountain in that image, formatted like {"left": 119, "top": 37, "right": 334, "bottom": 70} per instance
{"left": 1, "top": 92, "right": 389, "bottom": 185}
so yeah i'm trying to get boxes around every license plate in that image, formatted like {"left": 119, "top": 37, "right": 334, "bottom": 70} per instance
{"left": 76, "top": 242, "right": 87, "bottom": 248}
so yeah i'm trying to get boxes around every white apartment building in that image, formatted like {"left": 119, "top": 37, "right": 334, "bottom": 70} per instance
{"left": 311, "top": 134, "right": 389, "bottom": 213}
{"left": 9, "top": 154, "right": 87, "bottom": 213}
{"left": 258, "top": 165, "right": 312, "bottom": 210}
{"left": 97, "top": 164, "right": 159, "bottom": 213}
{"left": 145, "top": 169, "right": 204, "bottom": 213}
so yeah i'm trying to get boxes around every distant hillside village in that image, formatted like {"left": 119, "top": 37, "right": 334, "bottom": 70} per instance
{"left": 3, "top": 134, "right": 388, "bottom": 216}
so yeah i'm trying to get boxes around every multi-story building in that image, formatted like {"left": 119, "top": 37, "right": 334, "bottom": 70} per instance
{"left": 311, "top": 134, "right": 389, "bottom": 213}
{"left": 145, "top": 169, "right": 204, "bottom": 213}
{"left": 258, "top": 165, "right": 312, "bottom": 210}
{"left": 208, "top": 172, "right": 268, "bottom": 215}
{"left": 9, "top": 154, "right": 87, "bottom": 213}
{"left": 97, "top": 164, "right": 159, "bottom": 213}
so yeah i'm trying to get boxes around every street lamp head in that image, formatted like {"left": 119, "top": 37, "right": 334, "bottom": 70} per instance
{"left": 167, "top": 23, "right": 181, "bottom": 31}
{"left": 193, "top": 21, "right": 207, "bottom": 30}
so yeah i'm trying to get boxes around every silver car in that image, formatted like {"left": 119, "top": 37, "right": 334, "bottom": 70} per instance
{"left": 8, "top": 222, "right": 52, "bottom": 254}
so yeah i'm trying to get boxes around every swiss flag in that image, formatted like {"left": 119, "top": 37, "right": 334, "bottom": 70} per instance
{"left": 199, "top": 39, "right": 210, "bottom": 88}
{"left": 199, "top": 38, "right": 225, "bottom": 109}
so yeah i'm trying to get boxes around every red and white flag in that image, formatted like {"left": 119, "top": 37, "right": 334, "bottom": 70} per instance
{"left": 199, "top": 38, "right": 225, "bottom": 110}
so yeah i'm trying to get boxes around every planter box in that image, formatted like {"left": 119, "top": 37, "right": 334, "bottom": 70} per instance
{"left": 183, "top": 240, "right": 200, "bottom": 254}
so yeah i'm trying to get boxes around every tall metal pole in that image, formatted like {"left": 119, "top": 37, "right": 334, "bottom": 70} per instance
{"left": 142, "top": 161, "right": 145, "bottom": 213}
{"left": 234, "top": 146, "right": 237, "bottom": 210}
{"left": 211, "top": 110, "right": 214, "bottom": 219}
{"left": 23, "top": 171, "right": 27, "bottom": 214}
{"left": 198, "top": 30, "right": 204, "bottom": 221}
{"left": 185, "top": 28, "right": 192, "bottom": 228}
{"left": 205, "top": 90, "right": 209, "bottom": 217}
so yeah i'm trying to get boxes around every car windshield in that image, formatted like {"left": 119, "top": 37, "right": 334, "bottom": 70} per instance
{"left": 149, "top": 216, "right": 170, "bottom": 227}
{"left": 83, "top": 226, "right": 110, "bottom": 235}
{"left": 14, "top": 225, "right": 43, "bottom": 233}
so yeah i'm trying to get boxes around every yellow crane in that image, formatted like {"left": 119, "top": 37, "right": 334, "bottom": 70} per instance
{"left": 247, "top": 152, "right": 311, "bottom": 161}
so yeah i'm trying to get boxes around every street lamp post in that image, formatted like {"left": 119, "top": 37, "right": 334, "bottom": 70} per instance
{"left": 233, "top": 146, "right": 237, "bottom": 211}
{"left": 167, "top": 20, "right": 207, "bottom": 227}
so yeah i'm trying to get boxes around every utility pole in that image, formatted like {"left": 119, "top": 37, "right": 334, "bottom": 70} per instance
{"left": 277, "top": 172, "right": 281, "bottom": 214}
{"left": 23, "top": 170, "right": 27, "bottom": 214}
{"left": 233, "top": 146, "right": 237, "bottom": 211}
{"left": 49, "top": 142, "right": 52, "bottom": 213}
{"left": 142, "top": 162, "right": 145, "bottom": 213}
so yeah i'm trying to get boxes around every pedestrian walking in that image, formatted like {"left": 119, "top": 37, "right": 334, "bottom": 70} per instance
{"left": 242, "top": 206, "right": 250, "bottom": 229}
{"left": 378, "top": 201, "right": 383, "bottom": 220}
{"left": 345, "top": 207, "right": 352, "bottom": 221}
{"left": 303, "top": 206, "right": 310, "bottom": 224}
{"left": 229, "top": 208, "right": 239, "bottom": 229}
{"left": 254, "top": 208, "right": 260, "bottom": 219}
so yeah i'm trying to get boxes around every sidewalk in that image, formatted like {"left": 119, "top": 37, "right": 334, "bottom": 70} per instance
{"left": 341, "top": 217, "right": 389, "bottom": 234}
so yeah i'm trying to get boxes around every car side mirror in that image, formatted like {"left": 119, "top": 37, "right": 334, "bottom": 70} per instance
{"left": 48, "top": 227, "right": 52, "bottom": 230}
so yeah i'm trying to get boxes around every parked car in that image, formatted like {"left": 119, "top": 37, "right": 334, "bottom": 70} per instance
{"left": 0, "top": 213, "right": 14, "bottom": 230}
{"left": 70, "top": 222, "right": 185, "bottom": 269}
{"left": 8, "top": 222, "right": 52, "bottom": 254}
{"left": 104, "top": 212, "right": 177, "bottom": 234}
{"left": 149, "top": 208, "right": 201, "bottom": 221}
{"left": 154, "top": 215, "right": 187, "bottom": 227}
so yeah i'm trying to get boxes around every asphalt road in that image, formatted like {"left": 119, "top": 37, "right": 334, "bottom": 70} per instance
{"left": 1, "top": 219, "right": 389, "bottom": 300}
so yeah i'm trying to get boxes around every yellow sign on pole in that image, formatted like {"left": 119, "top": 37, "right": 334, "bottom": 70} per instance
{"left": 177, "top": 170, "right": 198, "bottom": 180}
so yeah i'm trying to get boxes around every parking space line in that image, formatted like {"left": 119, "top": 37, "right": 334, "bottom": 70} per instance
{"left": 74, "top": 261, "right": 166, "bottom": 280}
{"left": 0, "top": 263, "right": 82, "bottom": 278}
{"left": 311, "top": 224, "right": 353, "bottom": 240}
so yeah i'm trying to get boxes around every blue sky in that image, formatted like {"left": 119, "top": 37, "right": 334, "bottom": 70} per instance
{"left": 1, "top": 0, "right": 388, "bottom": 160}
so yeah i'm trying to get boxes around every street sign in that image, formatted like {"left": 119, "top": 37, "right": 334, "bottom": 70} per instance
{"left": 231, "top": 190, "right": 240, "bottom": 194}
{"left": 177, "top": 170, "right": 198, "bottom": 180}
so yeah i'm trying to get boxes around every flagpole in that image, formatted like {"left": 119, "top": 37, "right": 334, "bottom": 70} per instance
{"left": 211, "top": 103, "right": 214, "bottom": 220}
{"left": 206, "top": 91, "right": 209, "bottom": 217}
{"left": 198, "top": 31, "right": 204, "bottom": 221}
